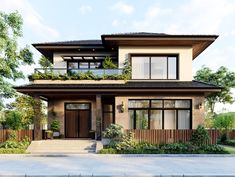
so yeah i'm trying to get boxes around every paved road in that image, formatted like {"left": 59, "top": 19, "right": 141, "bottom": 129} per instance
{"left": 0, "top": 154, "right": 235, "bottom": 176}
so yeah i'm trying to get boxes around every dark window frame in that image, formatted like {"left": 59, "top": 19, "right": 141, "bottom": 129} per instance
{"left": 130, "top": 54, "right": 179, "bottom": 80}
{"left": 128, "top": 99, "right": 192, "bottom": 130}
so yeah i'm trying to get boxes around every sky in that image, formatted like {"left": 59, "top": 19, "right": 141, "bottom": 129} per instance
{"left": 1, "top": 0, "right": 235, "bottom": 112}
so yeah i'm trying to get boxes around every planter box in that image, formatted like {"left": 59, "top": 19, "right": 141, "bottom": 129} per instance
{"left": 53, "top": 131, "right": 60, "bottom": 138}
{"left": 32, "top": 80, "right": 126, "bottom": 84}
{"left": 101, "top": 138, "right": 111, "bottom": 145}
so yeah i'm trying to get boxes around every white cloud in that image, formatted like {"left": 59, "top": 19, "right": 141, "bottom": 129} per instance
{"left": 112, "top": 1, "right": 134, "bottom": 15}
{"left": 0, "top": 0, "right": 59, "bottom": 38}
{"left": 132, "top": 0, "right": 235, "bottom": 34}
{"left": 79, "top": 5, "right": 92, "bottom": 15}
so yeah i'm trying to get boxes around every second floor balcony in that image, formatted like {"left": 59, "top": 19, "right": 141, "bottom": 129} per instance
{"left": 29, "top": 68, "right": 129, "bottom": 81}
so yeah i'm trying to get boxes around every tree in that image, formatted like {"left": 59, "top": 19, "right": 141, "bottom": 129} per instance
{"left": 213, "top": 112, "right": 235, "bottom": 141}
{"left": 39, "top": 55, "right": 52, "bottom": 72}
{"left": 0, "top": 11, "right": 34, "bottom": 110}
{"left": 194, "top": 66, "right": 235, "bottom": 116}
{"left": 4, "top": 110, "right": 23, "bottom": 130}
{"left": 9, "top": 94, "right": 47, "bottom": 128}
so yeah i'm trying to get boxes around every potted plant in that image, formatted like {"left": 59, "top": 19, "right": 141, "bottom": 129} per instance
{"left": 89, "top": 130, "right": 96, "bottom": 140}
{"left": 101, "top": 124, "right": 123, "bottom": 145}
{"left": 45, "top": 130, "right": 53, "bottom": 139}
{"left": 51, "top": 120, "right": 60, "bottom": 138}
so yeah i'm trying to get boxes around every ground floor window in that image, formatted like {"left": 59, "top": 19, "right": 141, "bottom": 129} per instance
{"left": 128, "top": 99, "right": 191, "bottom": 130}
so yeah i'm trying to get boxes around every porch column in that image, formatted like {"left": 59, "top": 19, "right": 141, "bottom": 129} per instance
{"left": 33, "top": 95, "right": 42, "bottom": 140}
{"left": 96, "top": 94, "right": 102, "bottom": 139}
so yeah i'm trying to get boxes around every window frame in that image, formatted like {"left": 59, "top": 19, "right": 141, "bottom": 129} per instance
{"left": 128, "top": 99, "right": 192, "bottom": 130}
{"left": 130, "top": 54, "right": 179, "bottom": 80}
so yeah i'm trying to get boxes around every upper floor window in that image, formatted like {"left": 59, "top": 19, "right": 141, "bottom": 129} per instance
{"left": 131, "top": 55, "right": 178, "bottom": 80}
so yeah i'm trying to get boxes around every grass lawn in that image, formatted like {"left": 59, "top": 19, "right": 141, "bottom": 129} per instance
{"left": 223, "top": 146, "right": 235, "bottom": 154}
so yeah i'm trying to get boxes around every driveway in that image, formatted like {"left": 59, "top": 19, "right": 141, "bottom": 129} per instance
{"left": 0, "top": 154, "right": 235, "bottom": 176}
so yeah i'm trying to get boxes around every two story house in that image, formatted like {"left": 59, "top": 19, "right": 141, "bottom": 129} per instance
{"left": 15, "top": 32, "right": 221, "bottom": 140}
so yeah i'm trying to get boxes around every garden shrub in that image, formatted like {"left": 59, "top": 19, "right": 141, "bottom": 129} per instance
{"left": 160, "top": 143, "right": 189, "bottom": 154}
{"left": 51, "top": 120, "right": 60, "bottom": 131}
{"left": 102, "top": 57, "right": 117, "bottom": 69}
{"left": 191, "top": 125, "right": 209, "bottom": 146}
{"left": 0, "top": 148, "right": 27, "bottom": 154}
{"left": 8, "top": 130, "right": 17, "bottom": 141}
{"left": 5, "top": 111, "right": 23, "bottom": 130}
{"left": 102, "top": 124, "right": 123, "bottom": 139}
{"left": 99, "top": 148, "right": 117, "bottom": 154}
{"left": 221, "top": 139, "right": 235, "bottom": 146}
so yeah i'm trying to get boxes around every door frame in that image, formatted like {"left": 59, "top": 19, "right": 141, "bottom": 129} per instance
{"left": 64, "top": 102, "right": 92, "bottom": 138}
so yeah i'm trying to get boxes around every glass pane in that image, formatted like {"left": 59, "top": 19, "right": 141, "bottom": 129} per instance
{"left": 164, "top": 100, "right": 175, "bottom": 108}
{"left": 175, "top": 100, "right": 191, "bottom": 108}
{"left": 178, "top": 110, "right": 190, "bottom": 129}
{"left": 168, "top": 57, "right": 177, "bottom": 79}
{"left": 79, "top": 62, "right": 89, "bottom": 69}
{"left": 128, "top": 110, "right": 134, "bottom": 129}
{"left": 103, "top": 113, "right": 113, "bottom": 130}
{"left": 164, "top": 110, "right": 176, "bottom": 129}
{"left": 103, "top": 104, "right": 113, "bottom": 112}
{"left": 131, "top": 57, "right": 150, "bottom": 79}
{"left": 90, "top": 62, "right": 101, "bottom": 69}
{"left": 151, "top": 100, "right": 163, "bottom": 108}
{"left": 150, "top": 110, "right": 162, "bottom": 129}
{"left": 68, "top": 62, "right": 78, "bottom": 69}
{"left": 151, "top": 57, "right": 167, "bottom": 79}
{"left": 66, "top": 103, "right": 90, "bottom": 110}
{"left": 128, "top": 100, "right": 150, "bottom": 108}
{"left": 136, "top": 110, "right": 148, "bottom": 129}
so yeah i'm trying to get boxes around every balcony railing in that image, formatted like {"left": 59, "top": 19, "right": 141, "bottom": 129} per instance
{"left": 34, "top": 68, "right": 123, "bottom": 77}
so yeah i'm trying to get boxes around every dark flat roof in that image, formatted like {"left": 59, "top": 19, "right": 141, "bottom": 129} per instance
{"left": 15, "top": 81, "right": 221, "bottom": 90}
{"left": 101, "top": 32, "right": 218, "bottom": 38}
{"left": 32, "top": 40, "right": 102, "bottom": 46}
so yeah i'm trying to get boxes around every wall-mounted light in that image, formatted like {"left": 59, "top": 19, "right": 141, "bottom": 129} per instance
{"left": 117, "top": 102, "right": 125, "bottom": 113}
{"left": 198, "top": 103, "right": 203, "bottom": 110}
{"left": 120, "top": 102, "right": 125, "bottom": 113}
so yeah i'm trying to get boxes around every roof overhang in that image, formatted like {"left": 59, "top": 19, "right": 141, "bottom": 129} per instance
{"left": 101, "top": 35, "right": 218, "bottom": 59}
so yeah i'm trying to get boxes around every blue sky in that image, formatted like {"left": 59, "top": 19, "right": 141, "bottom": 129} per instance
{"left": 1, "top": 0, "right": 235, "bottom": 112}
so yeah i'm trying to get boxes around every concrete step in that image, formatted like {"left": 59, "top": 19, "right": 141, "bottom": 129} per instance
{"left": 27, "top": 140, "right": 96, "bottom": 154}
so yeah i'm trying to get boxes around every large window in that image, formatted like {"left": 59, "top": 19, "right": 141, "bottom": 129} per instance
{"left": 131, "top": 55, "right": 178, "bottom": 80}
{"left": 128, "top": 99, "right": 191, "bottom": 130}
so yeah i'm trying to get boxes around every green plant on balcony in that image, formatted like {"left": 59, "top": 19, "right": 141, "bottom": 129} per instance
{"left": 103, "top": 56, "right": 118, "bottom": 69}
{"left": 39, "top": 55, "right": 52, "bottom": 72}
{"left": 121, "top": 58, "right": 131, "bottom": 80}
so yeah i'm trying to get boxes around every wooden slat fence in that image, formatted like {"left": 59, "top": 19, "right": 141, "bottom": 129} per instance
{"left": 0, "top": 129, "right": 33, "bottom": 143}
{"left": 125, "top": 129, "right": 235, "bottom": 144}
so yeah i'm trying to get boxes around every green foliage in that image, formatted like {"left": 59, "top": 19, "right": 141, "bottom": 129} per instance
{"left": 213, "top": 113, "right": 235, "bottom": 138}
{"left": 160, "top": 143, "right": 189, "bottom": 154}
{"left": 122, "top": 58, "right": 131, "bottom": 80}
{"left": 99, "top": 148, "right": 117, "bottom": 154}
{"left": 114, "top": 132, "right": 136, "bottom": 151}
{"left": 101, "top": 141, "right": 228, "bottom": 154}
{"left": 8, "top": 94, "right": 46, "bottom": 128}
{"left": 102, "top": 57, "right": 117, "bottom": 69}
{"left": 0, "top": 148, "right": 27, "bottom": 154}
{"left": 0, "top": 11, "right": 34, "bottom": 109}
{"left": 191, "top": 125, "right": 209, "bottom": 146}
{"left": 194, "top": 66, "right": 235, "bottom": 116}
{"left": 221, "top": 139, "right": 235, "bottom": 146}
{"left": 102, "top": 124, "right": 123, "bottom": 139}
{"left": 51, "top": 120, "right": 60, "bottom": 131}
{"left": 8, "top": 130, "right": 17, "bottom": 141}
{"left": 4, "top": 111, "right": 23, "bottom": 130}
{"left": 39, "top": 55, "right": 52, "bottom": 71}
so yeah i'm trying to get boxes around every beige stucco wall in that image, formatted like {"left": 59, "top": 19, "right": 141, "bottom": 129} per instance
{"left": 118, "top": 46, "right": 193, "bottom": 81}
{"left": 115, "top": 95, "right": 205, "bottom": 129}
{"left": 48, "top": 99, "right": 97, "bottom": 136}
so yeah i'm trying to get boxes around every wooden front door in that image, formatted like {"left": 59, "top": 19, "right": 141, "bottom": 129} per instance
{"left": 65, "top": 103, "right": 91, "bottom": 138}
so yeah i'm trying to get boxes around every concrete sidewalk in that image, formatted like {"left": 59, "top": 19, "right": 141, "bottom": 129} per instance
{"left": 0, "top": 154, "right": 235, "bottom": 176}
